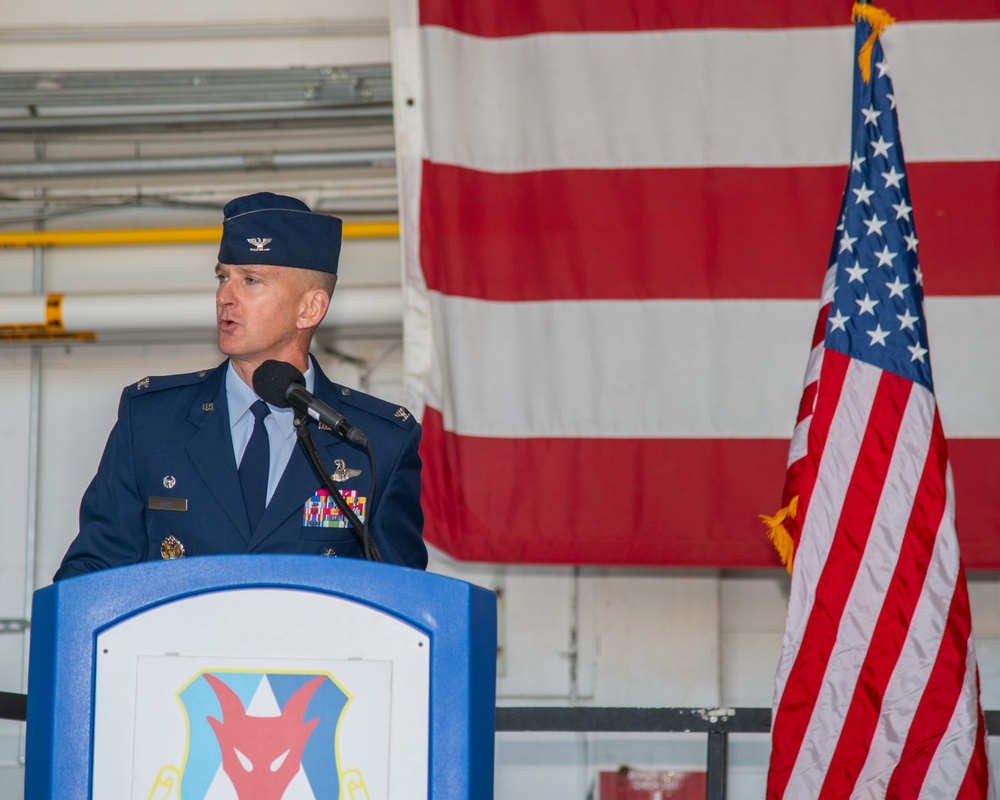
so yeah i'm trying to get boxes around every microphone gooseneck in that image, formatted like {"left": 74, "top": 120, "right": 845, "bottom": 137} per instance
{"left": 252, "top": 360, "right": 368, "bottom": 447}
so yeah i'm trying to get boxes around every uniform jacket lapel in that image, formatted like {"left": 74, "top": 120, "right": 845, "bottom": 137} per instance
{"left": 185, "top": 363, "right": 253, "bottom": 542}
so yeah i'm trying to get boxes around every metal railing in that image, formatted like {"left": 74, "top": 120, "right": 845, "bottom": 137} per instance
{"left": 0, "top": 692, "right": 26, "bottom": 723}
{"left": 496, "top": 706, "right": 770, "bottom": 800}
{"left": 3, "top": 694, "right": 997, "bottom": 800}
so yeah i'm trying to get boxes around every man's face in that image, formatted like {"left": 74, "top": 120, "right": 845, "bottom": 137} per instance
{"left": 215, "top": 262, "right": 310, "bottom": 367}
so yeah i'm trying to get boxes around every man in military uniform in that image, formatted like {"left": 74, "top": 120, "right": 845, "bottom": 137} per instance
{"left": 54, "top": 192, "right": 426, "bottom": 580}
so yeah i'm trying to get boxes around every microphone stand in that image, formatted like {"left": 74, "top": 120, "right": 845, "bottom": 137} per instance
{"left": 294, "top": 413, "right": 383, "bottom": 562}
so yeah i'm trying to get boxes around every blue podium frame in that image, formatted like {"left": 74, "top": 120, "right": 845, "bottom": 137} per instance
{"left": 25, "top": 555, "right": 497, "bottom": 799}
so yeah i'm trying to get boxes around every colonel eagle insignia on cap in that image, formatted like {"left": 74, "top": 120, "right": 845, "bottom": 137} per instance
{"left": 247, "top": 237, "right": 272, "bottom": 252}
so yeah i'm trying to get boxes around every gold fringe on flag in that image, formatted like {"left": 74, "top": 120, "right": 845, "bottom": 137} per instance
{"left": 760, "top": 495, "right": 799, "bottom": 573}
{"left": 852, "top": 3, "right": 896, "bottom": 84}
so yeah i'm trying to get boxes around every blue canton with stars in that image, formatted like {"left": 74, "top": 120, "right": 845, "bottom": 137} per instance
{"left": 824, "top": 17, "right": 932, "bottom": 392}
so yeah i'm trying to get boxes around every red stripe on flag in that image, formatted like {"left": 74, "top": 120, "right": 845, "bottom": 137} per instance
{"left": 421, "top": 406, "right": 1000, "bottom": 569}
{"left": 419, "top": 406, "right": 791, "bottom": 567}
{"left": 796, "top": 380, "right": 818, "bottom": 427}
{"left": 949, "top": 438, "right": 1000, "bottom": 569}
{"left": 908, "top": 161, "right": 1000, "bottom": 297}
{"left": 420, "top": 161, "right": 1000, "bottom": 301}
{"left": 784, "top": 349, "right": 851, "bottom": 540}
{"left": 793, "top": 305, "right": 830, "bottom": 426}
{"left": 418, "top": 0, "right": 1000, "bottom": 37}
{"left": 769, "top": 369, "right": 914, "bottom": 799}
{"left": 815, "top": 412, "right": 947, "bottom": 798}
{"left": 887, "top": 575, "right": 974, "bottom": 795}
{"left": 810, "top": 303, "right": 829, "bottom": 348}
{"left": 418, "top": 401, "right": 1000, "bottom": 568}
{"left": 960, "top": 681, "right": 993, "bottom": 796}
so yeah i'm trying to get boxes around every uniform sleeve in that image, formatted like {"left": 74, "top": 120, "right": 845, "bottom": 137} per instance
{"left": 53, "top": 388, "right": 147, "bottom": 580}
{"left": 370, "top": 420, "right": 427, "bottom": 569}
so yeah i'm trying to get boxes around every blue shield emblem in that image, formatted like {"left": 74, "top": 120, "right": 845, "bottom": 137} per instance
{"left": 176, "top": 671, "right": 350, "bottom": 800}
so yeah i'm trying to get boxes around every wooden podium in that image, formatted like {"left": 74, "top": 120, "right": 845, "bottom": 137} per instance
{"left": 25, "top": 556, "right": 497, "bottom": 799}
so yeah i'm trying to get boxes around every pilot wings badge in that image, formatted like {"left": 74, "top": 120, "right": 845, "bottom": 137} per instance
{"left": 246, "top": 237, "right": 272, "bottom": 252}
{"left": 331, "top": 459, "right": 362, "bottom": 483}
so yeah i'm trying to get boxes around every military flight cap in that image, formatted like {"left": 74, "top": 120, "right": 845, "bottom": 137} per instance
{"left": 218, "top": 191, "right": 342, "bottom": 274}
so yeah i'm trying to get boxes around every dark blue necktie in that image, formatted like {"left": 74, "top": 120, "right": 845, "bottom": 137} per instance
{"left": 239, "top": 400, "right": 271, "bottom": 531}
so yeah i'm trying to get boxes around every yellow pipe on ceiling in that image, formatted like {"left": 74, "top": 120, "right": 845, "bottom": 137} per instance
{"left": 0, "top": 221, "right": 400, "bottom": 248}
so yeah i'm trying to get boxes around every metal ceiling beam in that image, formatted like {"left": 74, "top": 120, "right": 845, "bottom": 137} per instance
{"left": 0, "top": 66, "right": 393, "bottom": 135}
{"left": 0, "top": 104, "right": 393, "bottom": 135}
{"left": 0, "top": 149, "right": 396, "bottom": 181}
{"left": 0, "top": 66, "right": 391, "bottom": 105}
{"left": 0, "top": 20, "right": 390, "bottom": 43}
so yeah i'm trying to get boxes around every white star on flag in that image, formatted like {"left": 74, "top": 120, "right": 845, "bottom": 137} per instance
{"left": 886, "top": 276, "right": 909, "bottom": 297}
{"left": 856, "top": 292, "right": 879, "bottom": 314}
{"left": 882, "top": 165, "right": 905, "bottom": 188}
{"left": 871, "top": 135, "right": 893, "bottom": 157}
{"left": 897, "top": 309, "right": 919, "bottom": 330}
{"left": 866, "top": 323, "right": 890, "bottom": 346}
{"left": 853, "top": 183, "right": 875, "bottom": 204}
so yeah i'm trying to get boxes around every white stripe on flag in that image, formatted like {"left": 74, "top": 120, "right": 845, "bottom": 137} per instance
{"left": 787, "top": 266, "right": 837, "bottom": 464}
{"left": 917, "top": 638, "right": 984, "bottom": 798}
{"left": 428, "top": 293, "right": 815, "bottom": 437}
{"left": 784, "top": 384, "right": 933, "bottom": 798}
{"left": 788, "top": 336, "right": 824, "bottom": 465}
{"left": 773, "top": 358, "right": 882, "bottom": 703}
{"left": 420, "top": 22, "right": 1000, "bottom": 170}
{"left": 853, "top": 473, "right": 961, "bottom": 795}
{"left": 427, "top": 293, "right": 1000, "bottom": 438}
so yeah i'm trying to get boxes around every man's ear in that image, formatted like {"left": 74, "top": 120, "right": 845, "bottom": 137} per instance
{"left": 298, "top": 287, "right": 331, "bottom": 330}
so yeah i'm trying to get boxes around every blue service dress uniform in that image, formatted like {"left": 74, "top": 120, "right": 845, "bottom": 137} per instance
{"left": 54, "top": 359, "right": 426, "bottom": 580}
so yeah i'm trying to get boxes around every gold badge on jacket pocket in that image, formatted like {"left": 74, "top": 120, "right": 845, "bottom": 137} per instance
{"left": 161, "top": 536, "right": 185, "bottom": 559}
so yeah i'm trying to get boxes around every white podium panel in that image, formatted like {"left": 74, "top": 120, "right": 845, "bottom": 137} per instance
{"left": 93, "top": 588, "right": 429, "bottom": 800}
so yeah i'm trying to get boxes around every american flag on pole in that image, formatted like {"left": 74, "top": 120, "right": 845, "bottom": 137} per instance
{"left": 763, "top": 5, "right": 994, "bottom": 797}
{"left": 390, "top": 0, "right": 1000, "bottom": 567}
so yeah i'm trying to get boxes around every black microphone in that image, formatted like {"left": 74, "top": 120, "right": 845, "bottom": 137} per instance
{"left": 253, "top": 360, "right": 369, "bottom": 447}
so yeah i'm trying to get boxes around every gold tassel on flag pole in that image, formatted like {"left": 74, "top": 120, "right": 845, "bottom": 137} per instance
{"left": 760, "top": 496, "right": 798, "bottom": 573}
{"left": 853, "top": 2, "right": 896, "bottom": 83}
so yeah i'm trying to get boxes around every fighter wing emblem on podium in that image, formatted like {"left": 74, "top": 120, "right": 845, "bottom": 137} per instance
{"left": 153, "top": 671, "right": 351, "bottom": 800}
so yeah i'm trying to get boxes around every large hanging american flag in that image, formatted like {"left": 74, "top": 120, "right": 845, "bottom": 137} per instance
{"left": 390, "top": 0, "right": 1000, "bottom": 567}
{"left": 763, "top": 5, "right": 994, "bottom": 797}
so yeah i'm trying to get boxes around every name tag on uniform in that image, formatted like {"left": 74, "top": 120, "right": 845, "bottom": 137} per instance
{"left": 148, "top": 496, "right": 188, "bottom": 512}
